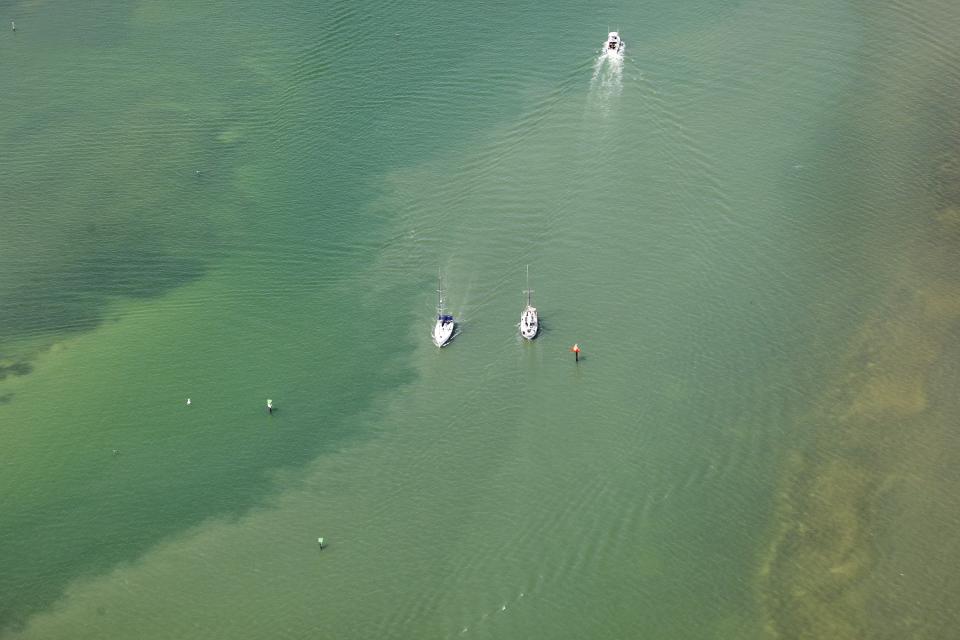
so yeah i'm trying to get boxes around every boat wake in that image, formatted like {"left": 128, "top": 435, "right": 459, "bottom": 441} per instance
{"left": 450, "top": 584, "right": 534, "bottom": 638}
{"left": 588, "top": 51, "right": 624, "bottom": 111}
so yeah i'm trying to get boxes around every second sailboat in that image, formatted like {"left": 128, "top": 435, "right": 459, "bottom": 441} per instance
{"left": 519, "top": 265, "right": 538, "bottom": 340}
{"left": 433, "top": 272, "right": 455, "bottom": 347}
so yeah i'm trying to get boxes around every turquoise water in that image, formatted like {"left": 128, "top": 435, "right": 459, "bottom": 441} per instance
{"left": 2, "top": 0, "right": 959, "bottom": 638}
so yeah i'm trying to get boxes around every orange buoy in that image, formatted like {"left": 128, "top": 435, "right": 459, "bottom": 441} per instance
{"left": 570, "top": 343, "right": 581, "bottom": 362}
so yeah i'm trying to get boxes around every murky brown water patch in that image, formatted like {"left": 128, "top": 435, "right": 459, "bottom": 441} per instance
{"left": 757, "top": 1, "right": 960, "bottom": 634}
{"left": 758, "top": 184, "right": 960, "bottom": 639}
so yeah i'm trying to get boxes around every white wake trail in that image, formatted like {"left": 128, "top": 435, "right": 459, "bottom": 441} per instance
{"left": 588, "top": 52, "right": 624, "bottom": 113}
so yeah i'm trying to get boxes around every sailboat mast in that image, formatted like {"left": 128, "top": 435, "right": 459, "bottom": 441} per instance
{"left": 437, "top": 272, "right": 443, "bottom": 316}
{"left": 525, "top": 264, "right": 532, "bottom": 307}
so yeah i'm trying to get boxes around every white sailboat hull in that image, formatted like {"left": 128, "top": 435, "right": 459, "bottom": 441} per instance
{"left": 433, "top": 271, "right": 455, "bottom": 347}
{"left": 520, "top": 306, "right": 538, "bottom": 340}
{"left": 433, "top": 319, "right": 454, "bottom": 347}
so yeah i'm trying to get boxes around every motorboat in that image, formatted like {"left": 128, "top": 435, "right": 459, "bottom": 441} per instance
{"left": 519, "top": 265, "right": 538, "bottom": 340}
{"left": 603, "top": 31, "right": 624, "bottom": 54}
{"left": 433, "top": 273, "right": 455, "bottom": 347}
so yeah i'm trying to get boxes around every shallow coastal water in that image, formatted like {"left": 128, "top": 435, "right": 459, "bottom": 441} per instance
{"left": 1, "top": 0, "right": 959, "bottom": 638}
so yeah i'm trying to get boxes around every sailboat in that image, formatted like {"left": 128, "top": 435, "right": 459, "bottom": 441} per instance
{"left": 433, "top": 272, "right": 455, "bottom": 347}
{"left": 519, "top": 265, "right": 538, "bottom": 340}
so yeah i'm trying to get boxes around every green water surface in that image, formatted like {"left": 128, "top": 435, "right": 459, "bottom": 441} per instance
{"left": 2, "top": 0, "right": 959, "bottom": 638}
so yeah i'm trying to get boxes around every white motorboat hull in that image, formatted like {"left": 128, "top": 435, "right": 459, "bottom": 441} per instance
{"left": 603, "top": 32, "right": 624, "bottom": 55}
{"left": 433, "top": 320, "right": 454, "bottom": 347}
{"left": 520, "top": 306, "right": 538, "bottom": 340}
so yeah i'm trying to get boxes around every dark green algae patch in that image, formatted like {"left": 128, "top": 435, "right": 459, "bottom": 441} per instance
{"left": 756, "top": 191, "right": 960, "bottom": 637}
{"left": 0, "top": 111, "right": 217, "bottom": 366}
